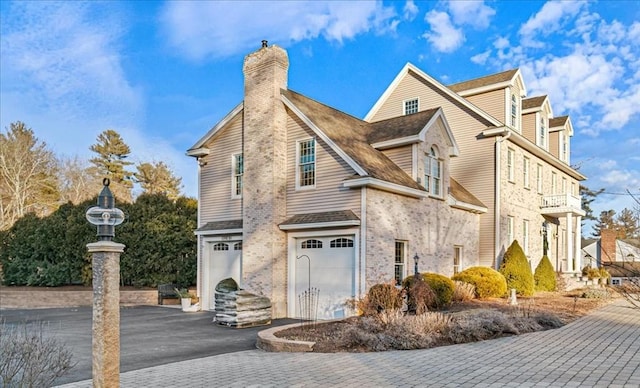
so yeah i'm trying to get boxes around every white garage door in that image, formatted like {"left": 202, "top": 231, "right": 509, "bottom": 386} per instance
{"left": 295, "top": 236, "right": 355, "bottom": 320}
{"left": 204, "top": 241, "right": 242, "bottom": 311}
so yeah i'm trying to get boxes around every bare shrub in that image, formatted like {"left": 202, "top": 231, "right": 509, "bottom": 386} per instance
{"left": 447, "top": 310, "right": 519, "bottom": 344}
{"left": 0, "top": 319, "right": 75, "bottom": 387}
{"left": 406, "top": 278, "right": 436, "bottom": 314}
{"left": 611, "top": 280, "right": 640, "bottom": 309}
{"left": 452, "top": 281, "right": 476, "bottom": 302}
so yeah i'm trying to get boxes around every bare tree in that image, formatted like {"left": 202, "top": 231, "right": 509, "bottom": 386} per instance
{"left": 0, "top": 122, "right": 59, "bottom": 230}
{"left": 134, "top": 161, "right": 183, "bottom": 201}
{"left": 57, "top": 155, "right": 98, "bottom": 204}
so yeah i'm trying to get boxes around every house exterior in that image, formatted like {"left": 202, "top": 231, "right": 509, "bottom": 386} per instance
{"left": 365, "top": 66, "right": 586, "bottom": 273}
{"left": 188, "top": 43, "right": 588, "bottom": 319}
{"left": 582, "top": 229, "right": 640, "bottom": 285}
{"left": 187, "top": 43, "right": 486, "bottom": 319}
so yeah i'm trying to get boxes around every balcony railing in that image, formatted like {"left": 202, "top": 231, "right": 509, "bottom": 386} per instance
{"left": 540, "top": 194, "right": 582, "bottom": 211}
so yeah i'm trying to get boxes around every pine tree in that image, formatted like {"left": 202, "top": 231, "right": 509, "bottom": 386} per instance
{"left": 580, "top": 185, "right": 604, "bottom": 221}
{"left": 89, "top": 129, "right": 133, "bottom": 202}
{"left": 592, "top": 210, "right": 617, "bottom": 237}
{"left": 616, "top": 208, "right": 639, "bottom": 239}
{"left": 134, "top": 161, "right": 182, "bottom": 201}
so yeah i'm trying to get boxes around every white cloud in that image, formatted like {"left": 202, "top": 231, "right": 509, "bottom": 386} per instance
{"left": 403, "top": 0, "right": 419, "bottom": 21}
{"left": 448, "top": 1, "right": 496, "bottom": 29}
{"left": 601, "top": 169, "right": 640, "bottom": 188}
{"left": 471, "top": 50, "right": 491, "bottom": 65}
{"left": 519, "top": 1, "right": 586, "bottom": 47}
{"left": 160, "top": 1, "right": 399, "bottom": 61}
{"left": 423, "top": 10, "right": 464, "bottom": 53}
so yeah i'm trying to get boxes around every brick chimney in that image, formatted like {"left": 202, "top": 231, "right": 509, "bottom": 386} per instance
{"left": 241, "top": 41, "right": 289, "bottom": 317}
{"left": 600, "top": 229, "right": 617, "bottom": 264}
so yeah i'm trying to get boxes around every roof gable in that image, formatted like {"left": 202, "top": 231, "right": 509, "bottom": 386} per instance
{"left": 522, "top": 95, "right": 553, "bottom": 117}
{"left": 187, "top": 102, "right": 243, "bottom": 154}
{"left": 281, "top": 89, "right": 423, "bottom": 191}
{"left": 368, "top": 107, "right": 459, "bottom": 156}
{"left": 364, "top": 63, "right": 503, "bottom": 128}
{"left": 549, "top": 115, "right": 574, "bottom": 136}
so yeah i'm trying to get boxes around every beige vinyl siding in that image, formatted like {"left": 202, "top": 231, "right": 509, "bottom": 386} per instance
{"left": 199, "top": 114, "right": 243, "bottom": 223}
{"left": 382, "top": 145, "right": 413, "bottom": 177}
{"left": 522, "top": 113, "right": 536, "bottom": 144}
{"left": 549, "top": 131, "right": 560, "bottom": 159}
{"left": 369, "top": 71, "right": 497, "bottom": 267}
{"left": 464, "top": 89, "right": 505, "bottom": 125}
{"left": 286, "top": 111, "right": 361, "bottom": 217}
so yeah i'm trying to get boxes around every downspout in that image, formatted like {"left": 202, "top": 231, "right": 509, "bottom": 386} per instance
{"left": 494, "top": 130, "right": 511, "bottom": 269}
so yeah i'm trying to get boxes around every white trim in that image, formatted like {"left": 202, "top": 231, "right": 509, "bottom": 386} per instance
{"left": 372, "top": 135, "right": 419, "bottom": 149}
{"left": 360, "top": 189, "right": 367, "bottom": 298}
{"left": 364, "top": 63, "right": 503, "bottom": 128}
{"left": 286, "top": 228, "right": 360, "bottom": 318}
{"left": 412, "top": 143, "right": 418, "bottom": 181}
{"left": 188, "top": 103, "right": 243, "bottom": 151}
{"left": 194, "top": 228, "right": 243, "bottom": 236}
{"left": 447, "top": 194, "right": 487, "bottom": 214}
{"left": 282, "top": 94, "right": 367, "bottom": 176}
{"left": 186, "top": 148, "right": 210, "bottom": 158}
{"left": 343, "top": 177, "right": 426, "bottom": 198}
{"left": 403, "top": 97, "right": 419, "bottom": 115}
{"left": 279, "top": 220, "right": 360, "bottom": 230}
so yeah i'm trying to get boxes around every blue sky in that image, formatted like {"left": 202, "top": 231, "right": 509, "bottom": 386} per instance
{"left": 1, "top": 0, "right": 639, "bottom": 233}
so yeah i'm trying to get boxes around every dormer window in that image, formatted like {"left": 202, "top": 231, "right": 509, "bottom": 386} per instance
{"left": 404, "top": 98, "right": 419, "bottom": 115}
{"left": 424, "top": 147, "right": 442, "bottom": 197}
{"left": 538, "top": 117, "right": 547, "bottom": 149}
{"left": 511, "top": 94, "right": 518, "bottom": 129}
{"left": 232, "top": 153, "right": 243, "bottom": 198}
{"left": 560, "top": 132, "right": 569, "bottom": 163}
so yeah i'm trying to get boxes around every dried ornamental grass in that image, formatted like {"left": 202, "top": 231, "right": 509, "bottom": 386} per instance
{"left": 452, "top": 281, "right": 476, "bottom": 302}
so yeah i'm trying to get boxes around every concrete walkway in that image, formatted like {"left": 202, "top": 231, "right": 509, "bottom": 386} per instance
{"left": 56, "top": 299, "right": 640, "bottom": 388}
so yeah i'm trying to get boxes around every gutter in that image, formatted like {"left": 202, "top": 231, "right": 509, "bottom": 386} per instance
{"left": 493, "top": 129, "right": 511, "bottom": 269}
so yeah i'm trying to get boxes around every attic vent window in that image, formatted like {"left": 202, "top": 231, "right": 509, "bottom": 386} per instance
{"left": 404, "top": 98, "right": 419, "bottom": 115}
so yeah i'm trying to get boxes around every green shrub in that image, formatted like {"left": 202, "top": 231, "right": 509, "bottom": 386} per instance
{"left": 451, "top": 266, "right": 507, "bottom": 298}
{"left": 360, "top": 283, "right": 402, "bottom": 315}
{"left": 499, "top": 240, "right": 534, "bottom": 296}
{"left": 403, "top": 273, "right": 454, "bottom": 308}
{"left": 534, "top": 255, "right": 556, "bottom": 292}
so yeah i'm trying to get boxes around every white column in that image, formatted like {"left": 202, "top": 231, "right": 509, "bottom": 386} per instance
{"left": 566, "top": 213, "right": 573, "bottom": 272}
{"left": 575, "top": 215, "right": 582, "bottom": 271}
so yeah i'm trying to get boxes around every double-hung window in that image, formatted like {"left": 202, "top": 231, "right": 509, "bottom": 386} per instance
{"left": 551, "top": 172, "right": 557, "bottom": 194}
{"left": 523, "top": 156, "right": 530, "bottom": 189}
{"left": 453, "top": 246, "right": 462, "bottom": 275}
{"left": 536, "top": 164, "right": 543, "bottom": 194}
{"left": 424, "top": 147, "right": 442, "bottom": 197}
{"left": 297, "top": 138, "right": 316, "bottom": 189}
{"left": 394, "top": 241, "right": 406, "bottom": 286}
{"left": 507, "top": 216, "right": 514, "bottom": 246}
{"left": 507, "top": 148, "right": 515, "bottom": 183}
{"left": 404, "top": 98, "right": 419, "bottom": 115}
{"left": 523, "top": 220, "right": 529, "bottom": 255}
{"left": 232, "top": 153, "right": 243, "bottom": 198}
{"left": 538, "top": 117, "right": 547, "bottom": 149}
{"left": 511, "top": 94, "right": 518, "bottom": 129}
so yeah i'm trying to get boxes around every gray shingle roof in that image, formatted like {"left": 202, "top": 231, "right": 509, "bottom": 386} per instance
{"left": 280, "top": 210, "right": 360, "bottom": 226}
{"left": 522, "top": 95, "right": 547, "bottom": 110}
{"left": 448, "top": 69, "right": 519, "bottom": 93}
{"left": 196, "top": 220, "right": 242, "bottom": 232}
{"left": 449, "top": 178, "right": 485, "bottom": 209}
{"left": 367, "top": 108, "right": 440, "bottom": 144}
{"left": 281, "top": 89, "right": 423, "bottom": 191}
{"left": 549, "top": 116, "right": 569, "bottom": 128}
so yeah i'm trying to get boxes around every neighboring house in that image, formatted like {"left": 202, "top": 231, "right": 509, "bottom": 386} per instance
{"left": 187, "top": 43, "right": 486, "bottom": 319}
{"left": 188, "top": 43, "right": 588, "bottom": 319}
{"left": 365, "top": 66, "right": 585, "bottom": 273}
{"left": 582, "top": 229, "right": 640, "bottom": 285}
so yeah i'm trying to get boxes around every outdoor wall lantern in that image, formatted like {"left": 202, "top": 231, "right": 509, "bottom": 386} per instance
{"left": 85, "top": 178, "right": 125, "bottom": 241}
{"left": 414, "top": 253, "right": 420, "bottom": 276}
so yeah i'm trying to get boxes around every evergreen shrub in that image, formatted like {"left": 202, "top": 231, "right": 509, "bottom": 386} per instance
{"left": 499, "top": 240, "right": 534, "bottom": 296}
{"left": 534, "top": 255, "right": 556, "bottom": 292}
{"left": 403, "top": 273, "right": 455, "bottom": 308}
{"left": 451, "top": 266, "right": 507, "bottom": 298}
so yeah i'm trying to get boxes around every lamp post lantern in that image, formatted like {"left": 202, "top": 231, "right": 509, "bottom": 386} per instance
{"left": 85, "top": 178, "right": 125, "bottom": 388}
{"left": 414, "top": 253, "right": 420, "bottom": 277}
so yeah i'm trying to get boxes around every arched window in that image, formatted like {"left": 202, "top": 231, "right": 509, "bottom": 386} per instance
{"left": 213, "top": 243, "right": 229, "bottom": 251}
{"left": 511, "top": 94, "right": 518, "bottom": 129}
{"left": 330, "top": 238, "right": 353, "bottom": 248}
{"left": 424, "top": 147, "right": 442, "bottom": 197}
{"left": 233, "top": 242, "right": 242, "bottom": 251}
{"left": 301, "top": 239, "right": 323, "bottom": 249}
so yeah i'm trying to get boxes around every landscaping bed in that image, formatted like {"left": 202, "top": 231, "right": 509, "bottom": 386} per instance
{"left": 275, "top": 290, "right": 612, "bottom": 353}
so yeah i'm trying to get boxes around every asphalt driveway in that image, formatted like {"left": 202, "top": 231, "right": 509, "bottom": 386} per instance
{"left": 0, "top": 306, "right": 296, "bottom": 386}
